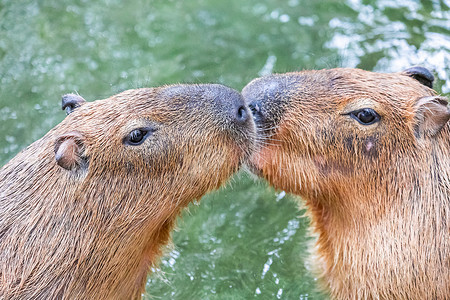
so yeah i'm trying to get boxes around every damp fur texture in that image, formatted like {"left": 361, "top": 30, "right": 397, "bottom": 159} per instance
{"left": 0, "top": 85, "right": 255, "bottom": 299}
{"left": 243, "top": 68, "right": 450, "bottom": 299}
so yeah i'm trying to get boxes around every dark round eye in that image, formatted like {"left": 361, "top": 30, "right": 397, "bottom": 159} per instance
{"left": 124, "top": 128, "right": 153, "bottom": 146}
{"left": 350, "top": 108, "right": 380, "bottom": 125}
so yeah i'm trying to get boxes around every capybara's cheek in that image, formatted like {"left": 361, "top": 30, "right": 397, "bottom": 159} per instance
{"left": 248, "top": 145, "right": 272, "bottom": 176}
{"left": 189, "top": 140, "right": 243, "bottom": 182}
{"left": 247, "top": 144, "right": 299, "bottom": 193}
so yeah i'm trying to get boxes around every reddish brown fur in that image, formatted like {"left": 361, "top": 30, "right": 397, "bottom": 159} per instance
{"left": 0, "top": 85, "right": 254, "bottom": 299}
{"left": 243, "top": 68, "right": 450, "bottom": 299}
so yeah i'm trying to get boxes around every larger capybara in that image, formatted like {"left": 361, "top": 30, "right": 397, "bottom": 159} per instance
{"left": 242, "top": 67, "right": 450, "bottom": 299}
{"left": 0, "top": 84, "right": 255, "bottom": 299}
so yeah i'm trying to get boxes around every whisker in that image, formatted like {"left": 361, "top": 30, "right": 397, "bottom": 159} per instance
{"left": 257, "top": 125, "right": 280, "bottom": 132}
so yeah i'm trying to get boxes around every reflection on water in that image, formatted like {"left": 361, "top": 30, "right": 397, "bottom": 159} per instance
{"left": 0, "top": 0, "right": 448, "bottom": 298}
{"left": 327, "top": 0, "right": 450, "bottom": 92}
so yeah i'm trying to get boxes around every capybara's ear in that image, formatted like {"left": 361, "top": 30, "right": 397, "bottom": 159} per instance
{"left": 402, "top": 66, "right": 434, "bottom": 88}
{"left": 54, "top": 131, "right": 87, "bottom": 170}
{"left": 414, "top": 96, "right": 450, "bottom": 138}
{"left": 62, "top": 94, "right": 86, "bottom": 115}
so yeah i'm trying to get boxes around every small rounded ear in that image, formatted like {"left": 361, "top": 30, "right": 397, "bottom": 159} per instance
{"left": 402, "top": 66, "right": 434, "bottom": 88}
{"left": 414, "top": 96, "right": 450, "bottom": 138}
{"left": 62, "top": 94, "right": 86, "bottom": 115}
{"left": 54, "top": 131, "right": 87, "bottom": 170}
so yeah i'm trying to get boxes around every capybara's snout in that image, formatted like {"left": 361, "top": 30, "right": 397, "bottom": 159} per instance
{"left": 160, "top": 84, "right": 255, "bottom": 144}
{"left": 206, "top": 84, "right": 251, "bottom": 127}
{"left": 242, "top": 75, "right": 295, "bottom": 132}
{"left": 192, "top": 84, "right": 252, "bottom": 129}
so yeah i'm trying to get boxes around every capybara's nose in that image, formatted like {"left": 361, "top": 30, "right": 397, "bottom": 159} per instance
{"left": 160, "top": 84, "right": 254, "bottom": 131}
{"left": 208, "top": 84, "right": 252, "bottom": 128}
{"left": 234, "top": 103, "right": 249, "bottom": 125}
{"left": 242, "top": 75, "right": 292, "bottom": 131}
{"left": 248, "top": 100, "right": 263, "bottom": 123}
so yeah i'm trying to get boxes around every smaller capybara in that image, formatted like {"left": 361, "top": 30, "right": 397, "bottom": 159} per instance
{"left": 243, "top": 67, "right": 450, "bottom": 299}
{"left": 0, "top": 85, "right": 255, "bottom": 299}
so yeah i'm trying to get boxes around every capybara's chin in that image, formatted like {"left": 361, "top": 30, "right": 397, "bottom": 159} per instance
{"left": 243, "top": 67, "right": 450, "bottom": 299}
{"left": 0, "top": 84, "right": 255, "bottom": 299}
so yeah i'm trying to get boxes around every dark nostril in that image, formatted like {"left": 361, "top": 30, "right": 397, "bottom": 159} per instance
{"left": 235, "top": 105, "right": 248, "bottom": 123}
{"left": 62, "top": 94, "right": 86, "bottom": 115}
{"left": 248, "top": 101, "right": 260, "bottom": 115}
{"left": 248, "top": 101, "right": 263, "bottom": 123}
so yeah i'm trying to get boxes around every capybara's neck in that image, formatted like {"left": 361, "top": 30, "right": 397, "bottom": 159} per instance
{"left": 305, "top": 130, "right": 450, "bottom": 299}
{"left": 0, "top": 135, "right": 186, "bottom": 299}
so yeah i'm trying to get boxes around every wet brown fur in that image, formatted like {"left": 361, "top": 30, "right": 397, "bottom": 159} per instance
{"left": 0, "top": 85, "right": 254, "bottom": 299}
{"left": 243, "top": 68, "right": 450, "bottom": 299}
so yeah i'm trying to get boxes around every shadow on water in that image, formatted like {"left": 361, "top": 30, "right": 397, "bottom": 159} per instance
{"left": 0, "top": 0, "right": 449, "bottom": 298}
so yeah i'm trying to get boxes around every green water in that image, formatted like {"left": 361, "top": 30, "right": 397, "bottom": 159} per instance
{"left": 1, "top": 0, "right": 449, "bottom": 298}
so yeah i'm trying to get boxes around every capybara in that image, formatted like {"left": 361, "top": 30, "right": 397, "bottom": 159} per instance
{"left": 242, "top": 67, "right": 450, "bottom": 299}
{"left": 0, "top": 84, "right": 255, "bottom": 299}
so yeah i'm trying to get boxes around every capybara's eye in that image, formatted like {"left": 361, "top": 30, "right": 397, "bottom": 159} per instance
{"left": 349, "top": 108, "right": 380, "bottom": 125}
{"left": 124, "top": 128, "right": 154, "bottom": 146}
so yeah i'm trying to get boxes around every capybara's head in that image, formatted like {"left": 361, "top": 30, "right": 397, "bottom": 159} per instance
{"left": 242, "top": 67, "right": 450, "bottom": 200}
{"left": 0, "top": 84, "right": 255, "bottom": 299}
{"left": 54, "top": 85, "right": 254, "bottom": 202}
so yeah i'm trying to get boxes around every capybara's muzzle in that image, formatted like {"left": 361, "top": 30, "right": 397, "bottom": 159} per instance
{"left": 242, "top": 74, "right": 296, "bottom": 133}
